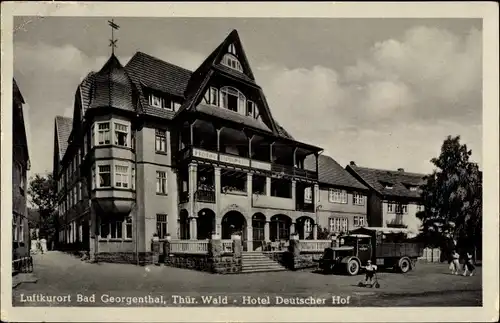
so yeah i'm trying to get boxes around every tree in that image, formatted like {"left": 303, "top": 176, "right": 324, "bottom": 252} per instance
{"left": 28, "top": 174, "right": 58, "bottom": 242}
{"left": 417, "top": 136, "right": 482, "bottom": 254}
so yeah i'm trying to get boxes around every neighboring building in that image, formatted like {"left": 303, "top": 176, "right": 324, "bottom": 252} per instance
{"left": 53, "top": 29, "right": 325, "bottom": 262}
{"left": 12, "top": 79, "right": 30, "bottom": 256}
{"left": 305, "top": 155, "right": 368, "bottom": 235}
{"left": 345, "top": 162, "right": 426, "bottom": 236}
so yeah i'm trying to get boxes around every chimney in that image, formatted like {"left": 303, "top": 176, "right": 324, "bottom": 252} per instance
{"left": 398, "top": 168, "right": 404, "bottom": 172}
{"left": 350, "top": 161, "right": 356, "bottom": 166}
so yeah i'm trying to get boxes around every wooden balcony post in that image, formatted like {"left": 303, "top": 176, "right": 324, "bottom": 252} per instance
{"left": 216, "top": 127, "right": 222, "bottom": 152}
{"left": 315, "top": 152, "right": 319, "bottom": 175}
{"left": 248, "top": 135, "right": 254, "bottom": 160}
{"left": 189, "top": 122, "right": 194, "bottom": 147}
{"left": 293, "top": 147, "right": 298, "bottom": 168}
{"left": 270, "top": 142, "right": 275, "bottom": 163}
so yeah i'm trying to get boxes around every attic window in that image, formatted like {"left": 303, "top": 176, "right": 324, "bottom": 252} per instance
{"left": 228, "top": 44, "right": 237, "bottom": 55}
{"left": 221, "top": 54, "right": 243, "bottom": 73}
{"left": 149, "top": 94, "right": 173, "bottom": 111}
{"left": 409, "top": 186, "right": 418, "bottom": 192}
{"left": 380, "top": 181, "right": 393, "bottom": 189}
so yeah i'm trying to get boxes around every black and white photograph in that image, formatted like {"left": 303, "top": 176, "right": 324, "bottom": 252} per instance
{"left": 1, "top": 2, "right": 498, "bottom": 322}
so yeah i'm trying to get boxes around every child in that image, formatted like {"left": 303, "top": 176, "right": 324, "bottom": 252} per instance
{"left": 451, "top": 250, "right": 460, "bottom": 275}
{"left": 463, "top": 252, "right": 475, "bottom": 276}
{"left": 363, "top": 260, "right": 378, "bottom": 285}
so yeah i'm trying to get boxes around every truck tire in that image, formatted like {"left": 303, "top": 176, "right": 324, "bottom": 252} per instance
{"left": 398, "top": 257, "right": 411, "bottom": 273}
{"left": 346, "top": 258, "right": 360, "bottom": 276}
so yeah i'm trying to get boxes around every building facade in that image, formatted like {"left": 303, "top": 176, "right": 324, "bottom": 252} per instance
{"left": 345, "top": 162, "right": 426, "bottom": 236}
{"left": 305, "top": 155, "right": 368, "bottom": 235}
{"left": 54, "top": 30, "right": 329, "bottom": 262}
{"left": 13, "top": 79, "right": 30, "bottom": 256}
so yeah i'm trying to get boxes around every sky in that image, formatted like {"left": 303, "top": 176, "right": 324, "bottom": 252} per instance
{"left": 13, "top": 17, "right": 482, "bottom": 177}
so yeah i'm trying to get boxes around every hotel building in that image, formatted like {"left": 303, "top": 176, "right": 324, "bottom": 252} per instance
{"left": 52, "top": 30, "right": 342, "bottom": 262}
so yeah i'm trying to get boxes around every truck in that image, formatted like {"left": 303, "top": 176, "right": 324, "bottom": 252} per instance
{"left": 318, "top": 227, "right": 423, "bottom": 276}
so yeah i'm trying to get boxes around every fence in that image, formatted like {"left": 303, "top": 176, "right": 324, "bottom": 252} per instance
{"left": 169, "top": 240, "right": 209, "bottom": 254}
{"left": 12, "top": 256, "right": 33, "bottom": 275}
{"left": 419, "top": 247, "right": 442, "bottom": 262}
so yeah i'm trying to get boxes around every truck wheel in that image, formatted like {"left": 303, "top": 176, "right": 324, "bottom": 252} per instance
{"left": 399, "top": 257, "right": 411, "bottom": 273}
{"left": 346, "top": 259, "right": 360, "bottom": 276}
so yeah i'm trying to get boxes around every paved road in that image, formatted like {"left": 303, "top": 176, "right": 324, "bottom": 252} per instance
{"left": 12, "top": 251, "right": 482, "bottom": 307}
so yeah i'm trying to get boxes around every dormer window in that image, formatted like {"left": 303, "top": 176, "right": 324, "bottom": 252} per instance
{"left": 221, "top": 54, "right": 243, "bottom": 73}
{"left": 380, "top": 181, "right": 393, "bottom": 189}
{"left": 409, "top": 186, "right": 418, "bottom": 192}
{"left": 149, "top": 94, "right": 164, "bottom": 108}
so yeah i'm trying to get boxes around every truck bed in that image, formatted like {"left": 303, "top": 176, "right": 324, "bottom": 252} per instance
{"left": 376, "top": 243, "right": 422, "bottom": 258}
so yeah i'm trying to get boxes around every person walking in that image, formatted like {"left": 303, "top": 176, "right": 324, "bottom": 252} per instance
{"left": 451, "top": 250, "right": 461, "bottom": 275}
{"left": 463, "top": 252, "right": 475, "bottom": 276}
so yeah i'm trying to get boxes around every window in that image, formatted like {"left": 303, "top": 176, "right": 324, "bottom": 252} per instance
{"left": 98, "top": 165, "right": 111, "bottom": 188}
{"left": 409, "top": 186, "right": 418, "bottom": 192}
{"left": 115, "top": 165, "right": 129, "bottom": 188}
{"left": 353, "top": 193, "right": 365, "bottom": 206}
{"left": 329, "top": 217, "right": 348, "bottom": 233}
{"left": 156, "top": 214, "right": 168, "bottom": 239}
{"left": 173, "top": 102, "right": 181, "bottom": 111}
{"left": 97, "top": 122, "right": 111, "bottom": 145}
{"left": 328, "top": 189, "right": 348, "bottom": 204}
{"left": 114, "top": 123, "right": 128, "bottom": 147}
{"left": 73, "top": 186, "right": 77, "bottom": 204}
{"left": 205, "top": 87, "right": 219, "bottom": 106}
{"left": 110, "top": 221, "right": 122, "bottom": 239}
{"left": 126, "top": 217, "right": 133, "bottom": 239}
{"left": 91, "top": 167, "right": 96, "bottom": 189}
{"left": 220, "top": 87, "right": 246, "bottom": 112}
{"left": 387, "top": 203, "right": 394, "bottom": 213}
{"left": 156, "top": 171, "right": 167, "bottom": 194}
{"left": 149, "top": 94, "right": 165, "bottom": 109}
{"left": 246, "top": 100, "right": 255, "bottom": 117}
{"left": 228, "top": 43, "right": 237, "bottom": 55}
{"left": 304, "top": 219, "right": 312, "bottom": 235}
{"left": 83, "top": 134, "right": 88, "bottom": 155}
{"left": 155, "top": 129, "right": 167, "bottom": 153}
{"left": 304, "top": 187, "right": 312, "bottom": 203}
{"left": 395, "top": 204, "right": 408, "bottom": 214}
{"left": 100, "top": 221, "right": 110, "bottom": 238}
{"left": 12, "top": 215, "right": 18, "bottom": 242}
{"left": 221, "top": 54, "right": 243, "bottom": 72}
{"left": 131, "top": 167, "right": 135, "bottom": 190}
{"left": 353, "top": 216, "right": 365, "bottom": 227}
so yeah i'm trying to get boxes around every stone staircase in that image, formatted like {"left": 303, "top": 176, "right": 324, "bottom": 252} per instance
{"left": 241, "top": 252, "right": 287, "bottom": 273}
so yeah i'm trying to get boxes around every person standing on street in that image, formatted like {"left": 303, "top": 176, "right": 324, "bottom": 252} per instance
{"left": 451, "top": 250, "right": 461, "bottom": 275}
{"left": 463, "top": 252, "right": 475, "bottom": 276}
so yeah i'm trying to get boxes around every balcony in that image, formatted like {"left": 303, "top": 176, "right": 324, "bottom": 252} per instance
{"left": 252, "top": 194, "right": 295, "bottom": 210}
{"left": 194, "top": 190, "right": 216, "bottom": 203}
{"left": 179, "top": 147, "right": 317, "bottom": 180}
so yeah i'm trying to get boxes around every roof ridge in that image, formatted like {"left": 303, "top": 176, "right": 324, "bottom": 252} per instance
{"left": 353, "top": 165, "right": 426, "bottom": 177}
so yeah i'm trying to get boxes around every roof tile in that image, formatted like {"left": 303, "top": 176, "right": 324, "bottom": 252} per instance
{"left": 305, "top": 155, "right": 367, "bottom": 190}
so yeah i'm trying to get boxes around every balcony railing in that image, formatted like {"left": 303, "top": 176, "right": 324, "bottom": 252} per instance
{"left": 194, "top": 190, "right": 216, "bottom": 203}
{"left": 179, "top": 147, "right": 317, "bottom": 180}
{"left": 296, "top": 203, "right": 315, "bottom": 213}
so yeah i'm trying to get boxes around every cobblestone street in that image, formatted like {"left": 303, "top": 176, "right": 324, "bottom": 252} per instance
{"left": 12, "top": 251, "right": 482, "bottom": 307}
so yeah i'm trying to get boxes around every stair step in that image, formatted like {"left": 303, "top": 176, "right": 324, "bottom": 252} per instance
{"left": 241, "top": 267, "right": 287, "bottom": 273}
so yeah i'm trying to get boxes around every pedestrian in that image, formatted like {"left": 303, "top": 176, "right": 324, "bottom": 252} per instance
{"left": 363, "top": 260, "right": 378, "bottom": 286}
{"left": 451, "top": 250, "right": 460, "bottom": 275}
{"left": 463, "top": 252, "right": 475, "bottom": 276}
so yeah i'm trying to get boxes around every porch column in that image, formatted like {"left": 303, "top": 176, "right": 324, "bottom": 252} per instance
{"left": 246, "top": 172, "right": 254, "bottom": 250}
{"left": 216, "top": 128, "right": 222, "bottom": 152}
{"left": 246, "top": 224, "right": 253, "bottom": 251}
{"left": 188, "top": 163, "right": 198, "bottom": 239}
{"left": 313, "top": 224, "right": 318, "bottom": 240}
{"left": 270, "top": 142, "right": 275, "bottom": 163}
{"left": 291, "top": 180, "right": 296, "bottom": 208}
{"left": 190, "top": 217, "right": 198, "bottom": 240}
{"left": 290, "top": 222, "right": 296, "bottom": 235}
{"left": 266, "top": 177, "right": 271, "bottom": 196}
{"left": 190, "top": 122, "right": 194, "bottom": 147}
{"left": 248, "top": 135, "right": 254, "bottom": 160}
{"left": 214, "top": 167, "right": 221, "bottom": 235}
{"left": 313, "top": 183, "right": 320, "bottom": 210}
{"left": 264, "top": 221, "right": 270, "bottom": 241}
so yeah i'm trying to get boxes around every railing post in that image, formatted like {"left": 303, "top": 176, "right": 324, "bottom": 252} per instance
{"left": 151, "top": 235, "right": 160, "bottom": 266}
{"left": 163, "top": 235, "right": 171, "bottom": 265}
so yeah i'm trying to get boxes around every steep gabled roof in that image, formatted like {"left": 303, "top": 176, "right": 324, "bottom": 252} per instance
{"left": 346, "top": 164, "right": 426, "bottom": 199}
{"left": 13, "top": 79, "right": 25, "bottom": 104}
{"left": 13, "top": 78, "right": 30, "bottom": 166}
{"left": 125, "top": 51, "right": 192, "bottom": 97}
{"left": 305, "top": 155, "right": 368, "bottom": 190}
{"left": 55, "top": 116, "right": 73, "bottom": 160}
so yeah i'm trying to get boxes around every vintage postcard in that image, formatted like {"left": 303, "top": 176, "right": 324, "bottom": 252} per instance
{"left": 1, "top": 1, "right": 498, "bottom": 322}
